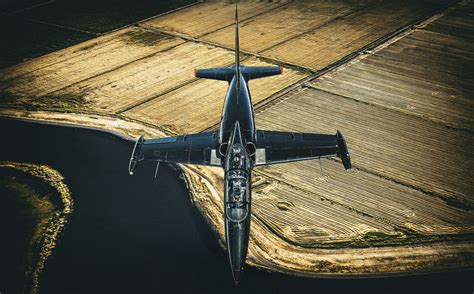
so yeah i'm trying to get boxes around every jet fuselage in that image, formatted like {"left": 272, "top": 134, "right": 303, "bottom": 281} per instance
{"left": 219, "top": 72, "right": 255, "bottom": 284}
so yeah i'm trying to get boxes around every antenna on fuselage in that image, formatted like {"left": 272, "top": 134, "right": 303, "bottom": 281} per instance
{"left": 154, "top": 161, "right": 160, "bottom": 178}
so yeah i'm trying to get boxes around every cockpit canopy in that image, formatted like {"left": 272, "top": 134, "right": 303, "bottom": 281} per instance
{"left": 225, "top": 170, "right": 249, "bottom": 223}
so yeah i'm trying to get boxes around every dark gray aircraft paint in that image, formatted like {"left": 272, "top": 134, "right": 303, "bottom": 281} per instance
{"left": 128, "top": 7, "right": 352, "bottom": 285}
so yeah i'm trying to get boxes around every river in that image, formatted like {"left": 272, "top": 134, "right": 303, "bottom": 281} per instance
{"left": 0, "top": 118, "right": 471, "bottom": 293}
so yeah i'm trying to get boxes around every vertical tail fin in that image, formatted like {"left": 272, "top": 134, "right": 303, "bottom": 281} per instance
{"left": 195, "top": 5, "right": 283, "bottom": 83}
{"left": 235, "top": 4, "right": 240, "bottom": 81}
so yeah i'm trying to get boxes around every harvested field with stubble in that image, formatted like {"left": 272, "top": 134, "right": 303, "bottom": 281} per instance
{"left": 253, "top": 87, "right": 474, "bottom": 239}
{"left": 143, "top": 1, "right": 286, "bottom": 38}
{"left": 0, "top": 28, "right": 184, "bottom": 97}
{"left": 261, "top": 0, "right": 454, "bottom": 70}
{"left": 256, "top": 87, "right": 474, "bottom": 208}
{"left": 1, "top": 0, "right": 473, "bottom": 276}
{"left": 311, "top": 20, "right": 474, "bottom": 131}
{"left": 201, "top": 1, "right": 364, "bottom": 52}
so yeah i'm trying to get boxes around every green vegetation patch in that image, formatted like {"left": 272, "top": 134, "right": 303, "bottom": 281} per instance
{"left": 0, "top": 92, "right": 88, "bottom": 112}
{"left": 121, "top": 29, "right": 171, "bottom": 46}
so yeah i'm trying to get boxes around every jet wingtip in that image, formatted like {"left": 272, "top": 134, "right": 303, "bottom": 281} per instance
{"left": 128, "top": 135, "right": 144, "bottom": 176}
{"left": 336, "top": 130, "right": 351, "bottom": 170}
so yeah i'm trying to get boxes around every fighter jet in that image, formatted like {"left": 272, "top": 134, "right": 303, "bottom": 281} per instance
{"left": 128, "top": 7, "right": 351, "bottom": 286}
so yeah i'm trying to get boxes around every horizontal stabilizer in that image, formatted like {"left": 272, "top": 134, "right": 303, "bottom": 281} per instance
{"left": 195, "top": 67, "right": 235, "bottom": 81}
{"left": 195, "top": 65, "right": 283, "bottom": 82}
{"left": 241, "top": 65, "right": 283, "bottom": 80}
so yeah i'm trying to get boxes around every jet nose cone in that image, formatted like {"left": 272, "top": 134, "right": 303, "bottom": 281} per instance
{"left": 226, "top": 223, "right": 247, "bottom": 285}
{"left": 232, "top": 270, "right": 241, "bottom": 286}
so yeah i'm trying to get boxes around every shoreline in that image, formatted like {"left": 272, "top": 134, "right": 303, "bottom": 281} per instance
{"left": 0, "top": 161, "right": 73, "bottom": 294}
{"left": 1, "top": 109, "right": 473, "bottom": 278}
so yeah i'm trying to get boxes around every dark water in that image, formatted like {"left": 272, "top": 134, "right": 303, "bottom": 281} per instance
{"left": 0, "top": 118, "right": 472, "bottom": 294}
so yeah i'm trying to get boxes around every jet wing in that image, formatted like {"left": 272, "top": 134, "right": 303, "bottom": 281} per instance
{"left": 254, "top": 130, "right": 351, "bottom": 169}
{"left": 128, "top": 132, "right": 220, "bottom": 175}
